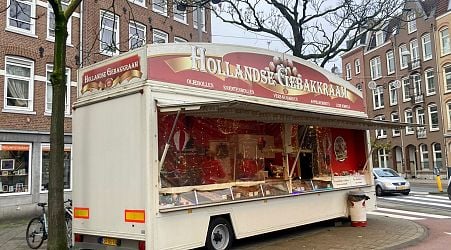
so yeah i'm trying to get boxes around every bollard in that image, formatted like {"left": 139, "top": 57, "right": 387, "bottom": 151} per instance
{"left": 434, "top": 167, "right": 443, "bottom": 192}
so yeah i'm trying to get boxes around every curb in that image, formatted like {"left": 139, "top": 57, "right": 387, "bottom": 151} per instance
{"left": 385, "top": 221, "right": 429, "bottom": 250}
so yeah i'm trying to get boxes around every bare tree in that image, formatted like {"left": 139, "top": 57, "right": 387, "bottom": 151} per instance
{"left": 206, "top": 0, "right": 404, "bottom": 67}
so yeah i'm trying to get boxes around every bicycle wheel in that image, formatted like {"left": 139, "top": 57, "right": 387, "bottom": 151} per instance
{"left": 26, "top": 217, "right": 45, "bottom": 249}
{"left": 65, "top": 216, "right": 72, "bottom": 249}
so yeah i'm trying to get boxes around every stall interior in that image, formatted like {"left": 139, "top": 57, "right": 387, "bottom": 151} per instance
{"left": 158, "top": 113, "right": 368, "bottom": 209}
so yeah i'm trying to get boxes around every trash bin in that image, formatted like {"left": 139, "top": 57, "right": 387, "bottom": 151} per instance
{"left": 348, "top": 190, "right": 370, "bottom": 227}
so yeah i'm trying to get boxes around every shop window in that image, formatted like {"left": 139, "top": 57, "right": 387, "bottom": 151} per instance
{"left": 40, "top": 144, "right": 72, "bottom": 192}
{"left": 6, "top": 0, "right": 36, "bottom": 35}
{"left": 4, "top": 56, "right": 34, "bottom": 112}
{"left": 422, "top": 33, "right": 432, "bottom": 61}
{"left": 45, "top": 65, "right": 71, "bottom": 115}
{"left": 99, "top": 10, "right": 119, "bottom": 56}
{"left": 419, "top": 144, "right": 429, "bottom": 169}
{"left": 425, "top": 69, "right": 435, "bottom": 95}
{"left": 47, "top": 0, "right": 71, "bottom": 43}
{"left": 0, "top": 143, "right": 31, "bottom": 195}
{"left": 129, "top": 21, "right": 146, "bottom": 50}
{"left": 153, "top": 29, "right": 168, "bottom": 44}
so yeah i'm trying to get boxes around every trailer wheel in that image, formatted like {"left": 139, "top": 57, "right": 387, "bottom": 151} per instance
{"left": 205, "top": 217, "right": 234, "bottom": 250}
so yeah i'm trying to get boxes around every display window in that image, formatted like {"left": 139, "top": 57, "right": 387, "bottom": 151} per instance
{"left": 0, "top": 143, "right": 32, "bottom": 195}
{"left": 40, "top": 144, "right": 72, "bottom": 192}
{"left": 158, "top": 113, "right": 369, "bottom": 209}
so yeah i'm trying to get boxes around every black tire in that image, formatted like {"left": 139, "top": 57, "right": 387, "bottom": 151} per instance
{"left": 205, "top": 217, "right": 234, "bottom": 250}
{"left": 66, "top": 216, "right": 72, "bottom": 249}
{"left": 402, "top": 191, "right": 410, "bottom": 195}
{"left": 447, "top": 184, "right": 451, "bottom": 200}
{"left": 375, "top": 185, "right": 384, "bottom": 197}
{"left": 26, "top": 217, "right": 45, "bottom": 249}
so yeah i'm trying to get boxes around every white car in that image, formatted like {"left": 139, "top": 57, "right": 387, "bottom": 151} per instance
{"left": 373, "top": 168, "right": 410, "bottom": 196}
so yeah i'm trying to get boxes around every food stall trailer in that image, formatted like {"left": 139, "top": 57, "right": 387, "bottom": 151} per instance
{"left": 72, "top": 43, "right": 395, "bottom": 250}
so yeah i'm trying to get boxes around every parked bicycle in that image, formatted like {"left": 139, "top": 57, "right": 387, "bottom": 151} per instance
{"left": 26, "top": 199, "right": 73, "bottom": 249}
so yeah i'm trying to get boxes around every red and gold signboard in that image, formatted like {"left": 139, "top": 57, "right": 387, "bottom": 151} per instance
{"left": 81, "top": 54, "right": 142, "bottom": 94}
{"left": 147, "top": 45, "right": 365, "bottom": 113}
{"left": 0, "top": 144, "right": 30, "bottom": 151}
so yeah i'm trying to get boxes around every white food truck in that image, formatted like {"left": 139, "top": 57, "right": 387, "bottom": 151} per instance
{"left": 73, "top": 43, "right": 395, "bottom": 250}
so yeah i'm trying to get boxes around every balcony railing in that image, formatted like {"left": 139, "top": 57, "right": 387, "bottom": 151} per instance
{"left": 408, "top": 59, "right": 421, "bottom": 70}
{"left": 416, "top": 127, "right": 427, "bottom": 139}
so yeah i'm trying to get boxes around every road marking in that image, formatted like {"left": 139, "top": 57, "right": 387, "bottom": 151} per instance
{"left": 404, "top": 196, "right": 451, "bottom": 204}
{"left": 425, "top": 195, "right": 450, "bottom": 200}
{"left": 368, "top": 211, "right": 424, "bottom": 220}
{"left": 410, "top": 191, "right": 429, "bottom": 195}
{"left": 444, "top": 232, "right": 451, "bottom": 235}
{"left": 376, "top": 207, "right": 451, "bottom": 219}
{"left": 379, "top": 197, "right": 451, "bottom": 208}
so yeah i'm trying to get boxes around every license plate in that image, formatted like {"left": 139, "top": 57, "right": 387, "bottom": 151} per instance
{"left": 102, "top": 237, "right": 118, "bottom": 246}
{"left": 396, "top": 186, "right": 406, "bottom": 190}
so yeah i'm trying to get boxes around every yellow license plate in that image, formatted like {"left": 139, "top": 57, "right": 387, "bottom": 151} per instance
{"left": 396, "top": 186, "right": 406, "bottom": 190}
{"left": 102, "top": 237, "right": 118, "bottom": 246}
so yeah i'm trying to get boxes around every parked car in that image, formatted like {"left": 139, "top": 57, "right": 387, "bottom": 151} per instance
{"left": 373, "top": 168, "right": 410, "bottom": 196}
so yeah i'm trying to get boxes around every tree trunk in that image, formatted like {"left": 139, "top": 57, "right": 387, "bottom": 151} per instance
{"left": 48, "top": 10, "right": 68, "bottom": 250}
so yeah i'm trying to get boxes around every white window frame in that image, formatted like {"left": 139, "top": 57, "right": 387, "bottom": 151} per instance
{"left": 419, "top": 144, "right": 429, "bottom": 169}
{"left": 372, "top": 85, "right": 384, "bottom": 110}
{"left": 389, "top": 81, "right": 398, "bottom": 106}
{"left": 6, "top": 0, "right": 36, "bottom": 36}
{"left": 152, "top": 0, "right": 167, "bottom": 16}
{"left": 428, "top": 104, "right": 439, "bottom": 131}
{"left": 447, "top": 102, "right": 451, "bottom": 130}
{"left": 354, "top": 59, "right": 360, "bottom": 74}
{"left": 432, "top": 143, "right": 442, "bottom": 169}
{"left": 152, "top": 29, "right": 168, "bottom": 43}
{"left": 174, "top": 36, "right": 188, "bottom": 43}
{"left": 45, "top": 65, "right": 71, "bottom": 116}
{"left": 425, "top": 69, "right": 435, "bottom": 95}
{"left": 402, "top": 77, "right": 411, "bottom": 102}
{"left": 407, "top": 12, "right": 417, "bottom": 34}
{"left": 416, "top": 108, "right": 425, "bottom": 126}
{"left": 410, "top": 39, "right": 420, "bottom": 69}
{"left": 405, "top": 109, "right": 414, "bottom": 135}
{"left": 377, "top": 148, "right": 389, "bottom": 168}
{"left": 3, "top": 56, "right": 34, "bottom": 113}
{"left": 173, "top": 3, "right": 187, "bottom": 24}
{"left": 40, "top": 144, "right": 73, "bottom": 193}
{"left": 128, "top": 0, "right": 145, "bottom": 7}
{"left": 386, "top": 50, "right": 395, "bottom": 75}
{"left": 193, "top": 6, "right": 206, "bottom": 32}
{"left": 399, "top": 44, "right": 408, "bottom": 69}
{"left": 422, "top": 33, "right": 432, "bottom": 61}
{"left": 391, "top": 112, "right": 400, "bottom": 137}
{"left": 345, "top": 63, "right": 351, "bottom": 80}
{"left": 99, "top": 10, "right": 119, "bottom": 56}
{"left": 47, "top": 1, "right": 72, "bottom": 44}
{"left": 412, "top": 74, "right": 422, "bottom": 96}
{"left": 370, "top": 56, "right": 382, "bottom": 80}
{"left": 375, "top": 31, "right": 384, "bottom": 46}
{"left": 444, "top": 64, "right": 451, "bottom": 92}
{"left": 129, "top": 21, "right": 146, "bottom": 50}
{"left": 375, "top": 115, "right": 387, "bottom": 139}
{"left": 440, "top": 28, "right": 451, "bottom": 56}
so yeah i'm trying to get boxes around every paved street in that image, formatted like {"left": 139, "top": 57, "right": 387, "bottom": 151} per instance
{"left": 0, "top": 218, "right": 46, "bottom": 250}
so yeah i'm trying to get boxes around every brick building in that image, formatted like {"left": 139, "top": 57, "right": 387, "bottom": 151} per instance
{"left": 341, "top": 0, "right": 451, "bottom": 179}
{"left": 0, "top": 0, "right": 212, "bottom": 220}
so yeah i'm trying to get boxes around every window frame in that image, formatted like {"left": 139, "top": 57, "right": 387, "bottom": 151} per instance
{"left": 128, "top": 0, "right": 145, "bottom": 7}
{"left": 428, "top": 104, "right": 439, "bottom": 131}
{"left": 386, "top": 50, "right": 395, "bottom": 75}
{"left": 152, "top": 0, "right": 167, "bottom": 16}
{"left": 432, "top": 143, "right": 442, "bottom": 170}
{"left": 402, "top": 77, "right": 411, "bottom": 102}
{"left": 405, "top": 109, "right": 414, "bottom": 135}
{"left": 410, "top": 39, "right": 420, "bottom": 69}
{"left": 399, "top": 44, "right": 409, "bottom": 69}
{"left": 173, "top": 3, "right": 187, "bottom": 24}
{"left": 444, "top": 64, "right": 451, "bottom": 93}
{"left": 45, "top": 64, "right": 71, "bottom": 116}
{"left": 174, "top": 36, "right": 188, "bottom": 43}
{"left": 99, "top": 10, "right": 120, "bottom": 56}
{"left": 419, "top": 144, "right": 429, "bottom": 169}
{"left": 391, "top": 112, "right": 400, "bottom": 137}
{"left": 377, "top": 148, "right": 389, "bottom": 168}
{"left": 440, "top": 27, "right": 451, "bottom": 56}
{"left": 3, "top": 56, "right": 34, "bottom": 113}
{"left": 425, "top": 69, "right": 435, "bottom": 95}
{"left": 372, "top": 85, "right": 384, "bottom": 110}
{"left": 422, "top": 33, "right": 432, "bottom": 61}
{"left": 193, "top": 6, "right": 206, "bottom": 32}
{"left": 40, "top": 144, "right": 73, "bottom": 193}
{"left": 152, "top": 29, "right": 168, "bottom": 44}
{"left": 375, "top": 115, "right": 387, "bottom": 139}
{"left": 370, "top": 56, "right": 382, "bottom": 80}
{"left": 6, "top": 0, "right": 36, "bottom": 36}
{"left": 354, "top": 59, "right": 360, "bottom": 74}
{"left": 129, "top": 21, "right": 146, "bottom": 50}
{"left": 407, "top": 12, "right": 417, "bottom": 34}
{"left": 447, "top": 101, "right": 451, "bottom": 130}
{"left": 345, "top": 63, "right": 352, "bottom": 80}
{"left": 47, "top": 1, "right": 72, "bottom": 44}
{"left": 389, "top": 81, "right": 398, "bottom": 106}
{"left": 375, "top": 31, "right": 384, "bottom": 46}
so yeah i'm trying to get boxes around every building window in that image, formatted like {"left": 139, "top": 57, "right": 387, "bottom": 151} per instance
{"left": 377, "top": 148, "right": 389, "bottom": 168}
{"left": 129, "top": 21, "right": 146, "bottom": 50}
{"left": 428, "top": 104, "right": 439, "bottom": 131}
{"left": 422, "top": 33, "right": 432, "bottom": 61}
{"left": 47, "top": 0, "right": 71, "bottom": 43}
{"left": 128, "top": 0, "right": 145, "bottom": 7}
{"left": 173, "top": 3, "right": 187, "bottom": 23}
{"left": 40, "top": 144, "right": 72, "bottom": 192}
{"left": 389, "top": 81, "right": 398, "bottom": 106}
{"left": 345, "top": 63, "right": 351, "bottom": 80}
{"left": 356, "top": 83, "right": 363, "bottom": 92}
{"left": 174, "top": 37, "right": 187, "bottom": 43}
{"left": 0, "top": 143, "right": 31, "bottom": 195}
{"left": 419, "top": 144, "right": 429, "bottom": 169}
{"left": 447, "top": 102, "right": 451, "bottom": 130}
{"left": 440, "top": 28, "right": 451, "bottom": 56}
{"left": 407, "top": 12, "right": 416, "bottom": 33}
{"left": 444, "top": 65, "right": 451, "bottom": 92}
{"left": 386, "top": 50, "right": 395, "bottom": 75}
{"left": 412, "top": 74, "right": 422, "bottom": 96}
{"left": 402, "top": 77, "right": 411, "bottom": 102}
{"left": 391, "top": 112, "right": 400, "bottom": 136}
{"left": 410, "top": 39, "right": 420, "bottom": 68}
{"left": 4, "top": 56, "right": 34, "bottom": 112}
{"left": 399, "top": 44, "right": 408, "bottom": 69}
{"left": 425, "top": 69, "right": 435, "bottom": 95}
{"left": 193, "top": 7, "right": 206, "bottom": 31}
{"left": 370, "top": 57, "right": 381, "bottom": 80}
{"left": 152, "top": 29, "right": 168, "bottom": 43}
{"left": 416, "top": 108, "right": 425, "bottom": 126}
{"left": 354, "top": 59, "right": 360, "bottom": 74}
{"left": 100, "top": 11, "right": 119, "bottom": 56}
{"left": 45, "top": 65, "right": 71, "bottom": 115}
{"left": 6, "top": 0, "right": 35, "bottom": 35}
{"left": 432, "top": 143, "right": 442, "bottom": 169}
{"left": 375, "top": 31, "right": 384, "bottom": 46}
{"left": 372, "top": 85, "right": 384, "bottom": 110}
{"left": 375, "top": 115, "right": 387, "bottom": 139}
{"left": 152, "top": 0, "right": 167, "bottom": 15}
{"left": 405, "top": 109, "right": 414, "bottom": 135}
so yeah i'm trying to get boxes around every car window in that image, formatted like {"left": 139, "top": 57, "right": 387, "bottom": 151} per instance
{"left": 374, "top": 168, "right": 399, "bottom": 177}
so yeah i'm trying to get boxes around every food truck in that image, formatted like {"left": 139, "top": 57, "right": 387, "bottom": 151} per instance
{"left": 72, "top": 43, "right": 395, "bottom": 250}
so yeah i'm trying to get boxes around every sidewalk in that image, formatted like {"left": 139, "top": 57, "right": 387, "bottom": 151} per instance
{"left": 0, "top": 215, "right": 426, "bottom": 250}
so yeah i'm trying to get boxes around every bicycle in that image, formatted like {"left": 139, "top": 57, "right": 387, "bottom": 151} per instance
{"left": 26, "top": 199, "right": 73, "bottom": 249}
